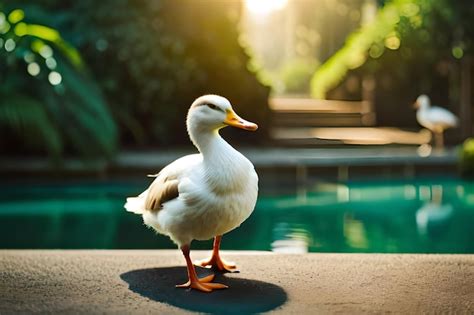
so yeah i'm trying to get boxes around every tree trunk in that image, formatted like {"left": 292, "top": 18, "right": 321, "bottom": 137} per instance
{"left": 460, "top": 56, "right": 472, "bottom": 139}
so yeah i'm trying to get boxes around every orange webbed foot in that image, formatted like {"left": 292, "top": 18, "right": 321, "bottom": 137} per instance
{"left": 176, "top": 273, "right": 228, "bottom": 293}
{"left": 196, "top": 256, "right": 238, "bottom": 273}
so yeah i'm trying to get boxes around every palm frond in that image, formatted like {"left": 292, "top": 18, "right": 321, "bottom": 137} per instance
{"left": 0, "top": 94, "right": 62, "bottom": 156}
{"left": 0, "top": 6, "right": 117, "bottom": 160}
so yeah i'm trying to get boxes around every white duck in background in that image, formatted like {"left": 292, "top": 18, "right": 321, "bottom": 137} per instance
{"left": 414, "top": 95, "right": 459, "bottom": 148}
{"left": 125, "top": 95, "right": 259, "bottom": 293}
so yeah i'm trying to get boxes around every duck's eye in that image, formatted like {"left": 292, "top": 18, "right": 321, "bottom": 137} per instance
{"left": 207, "top": 104, "right": 218, "bottom": 110}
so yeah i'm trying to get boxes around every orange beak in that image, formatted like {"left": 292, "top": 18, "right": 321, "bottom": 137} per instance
{"left": 224, "top": 109, "right": 258, "bottom": 131}
{"left": 413, "top": 101, "right": 420, "bottom": 109}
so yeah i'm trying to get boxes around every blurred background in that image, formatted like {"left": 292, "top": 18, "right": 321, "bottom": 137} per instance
{"left": 0, "top": 0, "right": 473, "bottom": 253}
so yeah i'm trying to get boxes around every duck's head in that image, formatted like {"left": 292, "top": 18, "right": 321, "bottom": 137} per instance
{"left": 187, "top": 95, "right": 258, "bottom": 133}
{"left": 414, "top": 94, "right": 431, "bottom": 109}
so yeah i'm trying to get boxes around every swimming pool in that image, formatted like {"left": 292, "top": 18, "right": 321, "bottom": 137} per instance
{"left": 0, "top": 176, "right": 473, "bottom": 253}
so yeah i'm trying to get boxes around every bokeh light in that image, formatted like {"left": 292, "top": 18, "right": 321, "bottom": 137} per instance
{"left": 45, "top": 57, "right": 57, "bottom": 69}
{"left": 48, "top": 71, "right": 62, "bottom": 85}
{"left": 452, "top": 46, "right": 464, "bottom": 59}
{"left": 0, "top": 13, "right": 10, "bottom": 34}
{"left": 385, "top": 35, "right": 401, "bottom": 50}
{"left": 23, "top": 52, "right": 35, "bottom": 63}
{"left": 13, "top": 22, "right": 27, "bottom": 36}
{"left": 39, "top": 45, "right": 53, "bottom": 58}
{"left": 95, "top": 39, "right": 108, "bottom": 52}
{"left": 369, "top": 44, "right": 384, "bottom": 58}
{"left": 7, "top": 9, "right": 24, "bottom": 24}
{"left": 27, "top": 62, "right": 40, "bottom": 76}
{"left": 4, "top": 38, "right": 15, "bottom": 52}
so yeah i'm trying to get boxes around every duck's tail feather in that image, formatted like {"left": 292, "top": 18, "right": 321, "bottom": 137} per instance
{"left": 124, "top": 196, "right": 145, "bottom": 214}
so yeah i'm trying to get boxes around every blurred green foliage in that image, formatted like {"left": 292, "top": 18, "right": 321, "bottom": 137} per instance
{"left": 0, "top": 6, "right": 117, "bottom": 159}
{"left": 311, "top": 0, "right": 474, "bottom": 100}
{"left": 1, "top": 0, "right": 270, "bottom": 158}
{"left": 279, "top": 58, "right": 319, "bottom": 94}
{"left": 460, "top": 138, "right": 474, "bottom": 176}
{"left": 72, "top": 0, "right": 270, "bottom": 146}
{"left": 311, "top": 0, "right": 408, "bottom": 98}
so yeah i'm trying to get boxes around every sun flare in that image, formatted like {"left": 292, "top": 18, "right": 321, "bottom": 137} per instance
{"left": 244, "top": 0, "right": 288, "bottom": 15}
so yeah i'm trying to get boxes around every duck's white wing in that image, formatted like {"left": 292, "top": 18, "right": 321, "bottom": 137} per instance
{"left": 124, "top": 154, "right": 202, "bottom": 214}
{"left": 427, "top": 106, "right": 459, "bottom": 128}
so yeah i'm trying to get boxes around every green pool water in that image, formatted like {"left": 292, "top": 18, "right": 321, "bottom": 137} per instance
{"left": 0, "top": 177, "right": 473, "bottom": 253}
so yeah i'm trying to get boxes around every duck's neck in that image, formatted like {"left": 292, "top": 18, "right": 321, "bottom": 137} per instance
{"left": 189, "top": 126, "right": 235, "bottom": 162}
{"left": 189, "top": 126, "right": 249, "bottom": 193}
{"left": 419, "top": 101, "right": 430, "bottom": 111}
{"left": 420, "top": 103, "right": 430, "bottom": 112}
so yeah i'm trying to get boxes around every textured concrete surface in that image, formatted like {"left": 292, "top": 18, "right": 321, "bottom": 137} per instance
{"left": 0, "top": 250, "right": 473, "bottom": 314}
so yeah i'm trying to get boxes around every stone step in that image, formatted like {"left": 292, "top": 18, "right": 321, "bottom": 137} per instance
{"left": 272, "top": 112, "right": 366, "bottom": 127}
{"left": 271, "top": 127, "right": 432, "bottom": 146}
{"left": 269, "top": 97, "right": 375, "bottom": 128}
{"left": 269, "top": 97, "right": 369, "bottom": 113}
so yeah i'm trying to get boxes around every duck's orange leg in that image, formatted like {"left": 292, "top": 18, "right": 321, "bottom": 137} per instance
{"left": 196, "top": 235, "right": 237, "bottom": 272}
{"left": 176, "top": 244, "right": 228, "bottom": 292}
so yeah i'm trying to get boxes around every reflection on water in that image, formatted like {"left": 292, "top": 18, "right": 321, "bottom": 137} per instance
{"left": 271, "top": 222, "right": 310, "bottom": 253}
{"left": 343, "top": 214, "right": 368, "bottom": 249}
{"left": 0, "top": 177, "right": 473, "bottom": 253}
{"left": 415, "top": 185, "right": 453, "bottom": 236}
{"left": 258, "top": 177, "right": 474, "bottom": 253}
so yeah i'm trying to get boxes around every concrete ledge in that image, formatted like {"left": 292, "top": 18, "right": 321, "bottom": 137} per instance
{"left": 0, "top": 250, "right": 473, "bottom": 314}
{"left": 116, "top": 147, "right": 458, "bottom": 168}
{"left": 0, "top": 147, "right": 458, "bottom": 175}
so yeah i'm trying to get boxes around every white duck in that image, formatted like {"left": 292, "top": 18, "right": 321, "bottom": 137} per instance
{"left": 125, "top": 95, "right": 259, "bottom": 293}
{"left": 414, "top": 95, "right": 459, "bottom": 148}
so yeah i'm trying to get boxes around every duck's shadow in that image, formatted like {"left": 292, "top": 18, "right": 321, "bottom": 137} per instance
{"left": 120, "top": 266, "right": 287, "bottom": 314}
